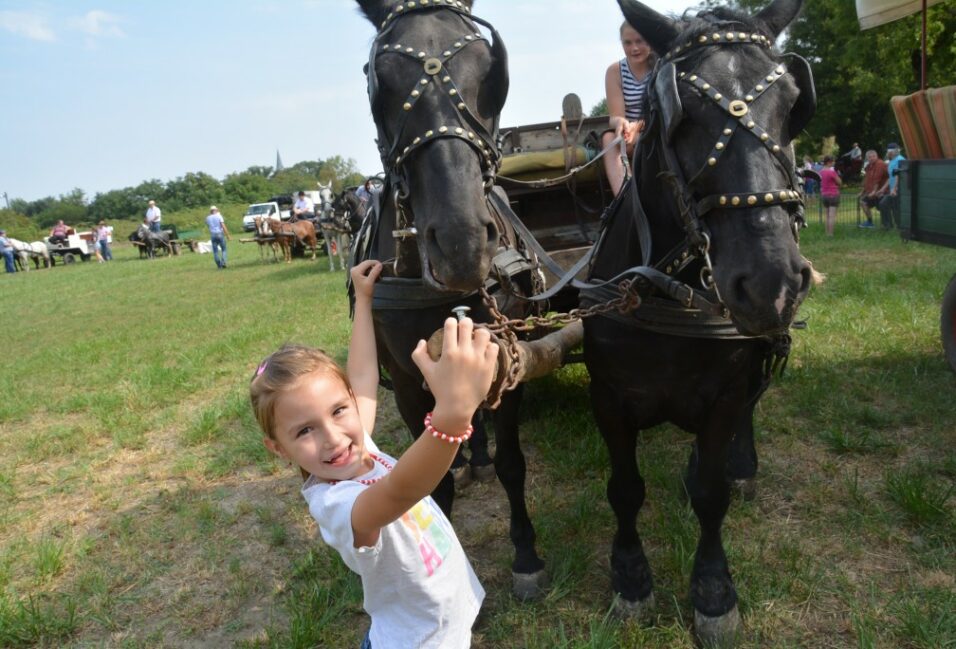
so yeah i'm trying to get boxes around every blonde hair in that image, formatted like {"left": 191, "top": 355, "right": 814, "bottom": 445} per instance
{"left": 249, "top": 344, "right": 353, "bottom": 440}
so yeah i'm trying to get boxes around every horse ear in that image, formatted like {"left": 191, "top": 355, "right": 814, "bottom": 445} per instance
{"left": 617, "top": 0, "right": 679, "bottom": 55}
{"left": 754, "top": 0, "right": 804, "bottom": 39}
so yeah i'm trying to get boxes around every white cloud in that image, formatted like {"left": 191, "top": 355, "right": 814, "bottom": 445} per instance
{"left": 0, "top": 10, "right": 56, "bottom": 42}
{"left": 71, "top": 10, "right": 125, "bottom": 38}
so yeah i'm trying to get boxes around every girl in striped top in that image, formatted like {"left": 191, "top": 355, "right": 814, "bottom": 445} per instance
{"left": 602, "top": 22, "right": 655, "bottom": 195}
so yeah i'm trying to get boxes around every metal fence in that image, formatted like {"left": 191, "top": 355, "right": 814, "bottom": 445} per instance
{"left": 805, "top": 191, "right": 875, "bottom": 228}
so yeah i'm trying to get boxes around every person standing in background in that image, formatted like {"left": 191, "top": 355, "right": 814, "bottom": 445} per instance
{"left": 206, "top": 206, "right": 230, "bottom": 269}
{"left": 145, "top": 200, "right": 162, "bottom": 233}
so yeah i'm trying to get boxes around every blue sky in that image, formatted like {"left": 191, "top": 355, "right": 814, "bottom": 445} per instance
{"left": 0, "top": 0, "right": 692, "bottom": 203}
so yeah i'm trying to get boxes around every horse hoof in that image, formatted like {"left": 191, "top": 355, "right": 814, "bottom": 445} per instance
{"left": 613, "top": 592, "right": 655, "bottom": 622}
{"left": 512, "top": 570, "right": 549, "bottom": 601}
{"left": 694, "top": 604, "right": 741, "bottom": 648}
{"left": 731, "top": 478, "right": 757, "bottom": 502}
{"left": 471, "top": 463, "right": 497, "bottom": 483}
{"left": 450, "top": 465, "right": 472, "bottom": 489}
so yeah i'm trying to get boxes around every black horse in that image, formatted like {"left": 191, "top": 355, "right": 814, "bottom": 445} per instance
{"left": 330, "top": 186, "right": 366, "bottom": 236}
{"left": 577, "top": 0, "right": 815, "bottom": 643}
{"left": 354, "top": 0, "right": 550, "bottom": 594}
{"left": 131, "top": 224, "right": 172, "bottom": 259}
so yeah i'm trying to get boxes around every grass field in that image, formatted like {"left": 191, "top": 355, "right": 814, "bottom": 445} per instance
{"left": 0, "top": 221, "right": 954, "bottom": 648}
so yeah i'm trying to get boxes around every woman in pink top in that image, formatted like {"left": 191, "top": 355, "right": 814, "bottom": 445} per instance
{"left": 819, "top": 155, "right": 842, "bottom": 236}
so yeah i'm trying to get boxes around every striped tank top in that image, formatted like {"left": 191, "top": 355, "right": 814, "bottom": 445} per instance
{"left": 620, "top": 58, "right": 649, "bottom": 121}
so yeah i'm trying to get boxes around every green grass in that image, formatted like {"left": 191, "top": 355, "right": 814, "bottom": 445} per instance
{"left": 1, "top": 226, "right": 955, "bottom": 646}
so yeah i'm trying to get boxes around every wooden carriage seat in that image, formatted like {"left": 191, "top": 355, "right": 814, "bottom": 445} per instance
{"left": 499, "top": 145, "right": 600, "bottom": 183}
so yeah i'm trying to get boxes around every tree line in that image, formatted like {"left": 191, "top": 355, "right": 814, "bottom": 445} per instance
{"left": 5, "top": 156, "right": 368, "bottom": 230}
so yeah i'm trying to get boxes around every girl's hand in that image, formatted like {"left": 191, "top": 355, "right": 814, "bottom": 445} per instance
{"left": 351, "top": 260, "right": 383, "bottom": 300}
{"left": 623, "top": 120, "right": 644, "bottom": 145}
{"left": 411, "top": 318, "right": 498, "bottom": 431}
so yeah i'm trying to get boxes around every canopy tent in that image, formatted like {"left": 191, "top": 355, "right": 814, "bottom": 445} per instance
{"left": 855, "top": 0, "right": 945, "bottom": 30}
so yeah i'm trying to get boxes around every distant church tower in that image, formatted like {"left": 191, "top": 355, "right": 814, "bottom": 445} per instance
{"left": 275, "top": 150, "right": 285, "bottom": 172}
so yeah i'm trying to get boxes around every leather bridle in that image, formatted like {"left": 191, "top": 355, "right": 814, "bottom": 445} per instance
{"left": 366, "top": 0, "right": 506, "bottom": 226}
{"left": 642, "top": 29, "right": 813, "bottom": 294}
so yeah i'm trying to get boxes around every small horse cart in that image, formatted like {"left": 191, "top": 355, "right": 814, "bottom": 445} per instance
{"left": 44, "top": 231, "right": 94, "bottom": 265}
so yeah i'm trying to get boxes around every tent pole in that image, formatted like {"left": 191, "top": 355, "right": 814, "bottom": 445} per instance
{"left": 921, "top": 0, "right": 927, "bottom": 90}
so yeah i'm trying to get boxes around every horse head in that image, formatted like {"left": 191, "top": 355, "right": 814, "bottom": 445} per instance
{"left": 317, "top": 181, "right": 335, "bottom": 218}
{"left": 357, "top": 0, "right": 509, "bottom": 291}
{"left": 619, "top": 0, "right": 814, "bottom": 336}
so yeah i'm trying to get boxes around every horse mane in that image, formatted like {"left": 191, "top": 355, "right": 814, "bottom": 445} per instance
{"left": 672, "top": 8, "right": 771, "bottom": 49}
{"left": 356, "top": 0, "right": 475, "bottom": 27}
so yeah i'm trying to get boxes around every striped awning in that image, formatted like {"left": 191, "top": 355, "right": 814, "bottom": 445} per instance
{"left": 855, "top": 0, "right": 946, "bottom": 30}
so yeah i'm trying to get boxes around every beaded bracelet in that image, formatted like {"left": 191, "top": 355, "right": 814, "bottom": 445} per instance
{"left": 424, "top": 412, "right": 473, "bottom": 444}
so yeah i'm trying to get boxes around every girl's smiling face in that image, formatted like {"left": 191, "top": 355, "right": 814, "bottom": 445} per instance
{"left": 265, "top": 370, "right": 372, "bottom": 482}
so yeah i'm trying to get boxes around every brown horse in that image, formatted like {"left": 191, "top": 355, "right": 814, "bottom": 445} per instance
{"left": 253, "top": 216, "right": 280, "bottom": 263}
{"left": 267, "top": 218, "right": 318, "bottom": 263}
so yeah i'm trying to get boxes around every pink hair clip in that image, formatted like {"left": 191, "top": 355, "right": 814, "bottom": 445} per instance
{"left": 251, "top": 360, "right": 268, "bottom": 382}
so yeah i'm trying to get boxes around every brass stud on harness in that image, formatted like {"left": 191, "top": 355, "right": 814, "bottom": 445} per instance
{"left": 716, "top": 142, "right": 725, "bottom": 150}
{"left": 747, "top": 120, "right": 756, "bottom": 128}
{"left": 765, "top": 193, "right": 774, "bottom": 203}
{"left": 755, "top": 84, "right": 765, "bottom": 92}
{"left": 702, "top": 83, "right": 711, "bottom": 90}
{"left": 760, "top": 133, "right": 769, "bottom": 141}
{"left": 699, "top": 35, "right": 708, "bottom": 43}
{"left": 457, "top": 102, "right": 466, "bottom": 109}
{"left": 406, "top": 47, "right": 414, "bottom": 53}
{"left": 425, "top": 130, "right": 434, "bottom": 137}
{"left": 442, "top": 75, "right": 451, "bottom": 83}
{"left": 776, "top": 66, "right": 785, "bottom": 74}
{"left": 747, "top": 195, "right": 757, "bottom": 205}
{"left": 680, "top": 72, "right": 687, "bottom": 78}
{"left": 455, "top": 127, "right": 464, "bottom": 134}
{"left": 714, "top": 92, "right": 722, "bottom": 100}
{"left": 772, "top": 144, "right": 781, "bottom": 152}
{"left": 423, "top": 58, "right": 442, "bottom": 75}
{"left": 411, "top": 89, "right": 420, "bottom": 97}
{"left": 413, "top": 137, "right": 422, "bottom": 145}
{"left": 383, "top": 44, "right": 390, "bottom": 50}
{"left": 443, "top": 50, "right": 451, "bottom": 56}
{"left": 454, "top": 41, "right": 462, "bottom": 48}
{"left": 728, "top": 100, "right": 748, "bottom": 116}
{"left": 712, "top": 33, "right": 721, "bottom": 41}
{"left": 418, "top": 52, "right": 426, "bottom": 59}
{"left": 732, "top": 196, "right": 741, "bottom": 206}
{"left": 723, "top": 128, "right": 732, "bottom": 135}
{"left": 439, "top": 126, "right": 448, "bottom": 133}
{"left": 720, "top": 196, "right": 728, "bottom": 205}
{"left": 449, "top": 88, "right": 458, "bottom": 96}
{"left": 467, "top": 131, "right": 475, "bottom": 139}
{"left": 708, "top": 157, "right": 717, "bottom": 166}
{"left": 465, "top": 35, "right": 473, "bottom": 41}
{"left": 766, "top": 75, "right": 774, "bottom": 82}
{"left": 779, "top": 191, "right": 788, "bottom": 200}
{"left": 745, "top": 94, "right": 755, "bottom": 102}
{"left": 738, "top": 32, "right": 747, "bottom": 40}
{"left": 726, "top": 32, "right": 735, "bottom": 40}
{"left": 690, "top": 75, "right": 698, "bottom": 81}
{"left": 403, "top": 102, "right": 412, "bottom": 111}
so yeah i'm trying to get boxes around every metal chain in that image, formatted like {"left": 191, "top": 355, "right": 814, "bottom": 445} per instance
{"left": 479, "top": 279, "right": 642, "bottom": 336}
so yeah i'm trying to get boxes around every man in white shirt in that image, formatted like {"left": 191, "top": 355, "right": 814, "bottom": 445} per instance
{"left": 205, "top": 206, "right": 231, "bottom": 269}
{"left": 292, "top": 191, "right": 314, "bottom": 222}
{"left": 145, "top": 200, "right": 162, "bottom": 233}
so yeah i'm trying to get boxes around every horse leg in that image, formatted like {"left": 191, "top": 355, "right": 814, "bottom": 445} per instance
{"left": 591, "top": 381, "right": 655, "bottom": 620}
{"left": 491, "top": 385, "right": 549, "bottom": 600}
{"left": 467, "top": 411, "right": 495, "bottom": 481}
{"left": 686, "top": 426, "right": 740, "bottom": 647}
{"left": 725, "top": 406, "right": 758, "bottom": 501}
{"left": 323, "top": 229, "right": 335, "bottom": 271}
{"left": 338, "top": 234, "right": 350, "bottom": 272}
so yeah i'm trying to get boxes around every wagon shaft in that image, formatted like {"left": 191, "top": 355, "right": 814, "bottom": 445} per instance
{"left": 425, "top": 321, "right": 583, "bottom": 401}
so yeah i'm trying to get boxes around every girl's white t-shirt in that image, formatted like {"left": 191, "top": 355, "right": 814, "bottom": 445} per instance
{"left": 302, "top": 435, "right": 484, "bottom": 648}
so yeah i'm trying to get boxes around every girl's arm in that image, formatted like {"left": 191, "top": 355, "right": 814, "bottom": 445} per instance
{"left": 347, "top": 261, "right": 383, "bottom": 433}
{"left": 351, "top": 318, "right": 497, "bottom": 548}
{"left": 605, "top": 62, "right": 628, "bottom": 133}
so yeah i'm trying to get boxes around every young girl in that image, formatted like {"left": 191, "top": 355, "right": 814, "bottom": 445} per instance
{"left": 250, "top": 259, "right": 497, "bottom": 649}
